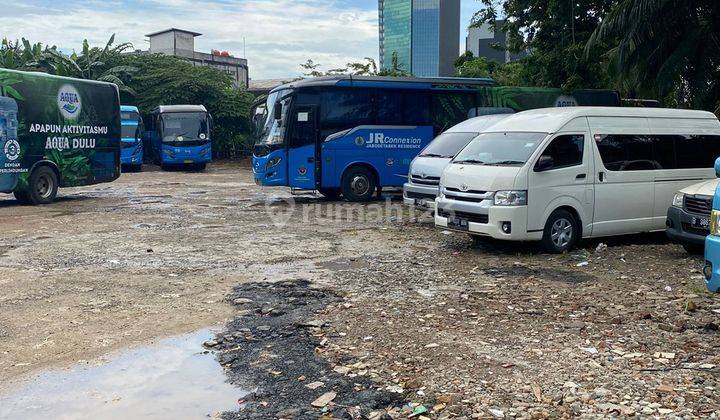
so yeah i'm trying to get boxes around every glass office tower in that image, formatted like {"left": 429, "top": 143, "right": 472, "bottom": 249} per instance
{"left": 378, "top": 0, "right": 413, "bottom": 74}
{"left": 378, "top": 0, "right": 460, "bottom": 77}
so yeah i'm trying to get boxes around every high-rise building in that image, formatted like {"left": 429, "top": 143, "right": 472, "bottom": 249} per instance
{"left": 378, "top": 0, "right": 460, "bottom": 77}
{"left": 466, "top": 20, "right": 526, "bottom": 64}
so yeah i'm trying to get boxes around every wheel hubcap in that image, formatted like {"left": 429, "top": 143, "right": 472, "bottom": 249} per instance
{"left": 350, "top": 175, "right": 370, "bottom": 196}
{"left": 551, "top": 218, "right": 573, "bottom": 248}
{"left": 36, "top": 174, "right": 53, "bottom": 199}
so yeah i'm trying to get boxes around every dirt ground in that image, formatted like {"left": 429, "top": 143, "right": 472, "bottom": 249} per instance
{"left": 1, "top": 161, "right": 719, "bottom": 417}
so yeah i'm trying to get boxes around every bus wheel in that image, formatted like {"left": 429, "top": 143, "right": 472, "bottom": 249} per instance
{"left": 13, "top": 190, "right": 30, "bottom": 204}
{"left": 341, "top": 167, "right": 376, "bottom": 202}
{"left": 318, "top": 188, "right": 340, "bottom": 200}
{"left": 28, "top": 166, "right": 59, "bottom": 205}
{"left": 541, "top": 209, "right": 579, "bottom": 253}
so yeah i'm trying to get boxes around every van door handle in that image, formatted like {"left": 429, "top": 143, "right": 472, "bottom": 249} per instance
{"left": 576, "top": 174, "right": 586, "bottom": 180}
{"left": 307, "top": 157, "right": 315, "bottom": 163}
{"left": 598, "top": 172, "right": 605, "bottom": 182}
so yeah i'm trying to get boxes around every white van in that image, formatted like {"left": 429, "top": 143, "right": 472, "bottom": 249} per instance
{"left": 435, "top": 107, "right": 720, "bottom": 252}
{"left": 403, "top": 114, "right": 511, "bottom": 210}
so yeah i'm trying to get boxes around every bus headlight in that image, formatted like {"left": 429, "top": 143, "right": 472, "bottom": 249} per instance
{"left": 710, "top": 210, "right": 720, "bottom": 236}
{"left": 266, "top": 156, "right": 282, "bottom": 169}
{"left": 672, "top": 193, "right": 685, "bottom": 208}
{"left": 494, "top": 190, "right": 527, "bottom": 206}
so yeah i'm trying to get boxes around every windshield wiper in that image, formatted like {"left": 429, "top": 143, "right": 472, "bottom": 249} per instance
{"left": 454, "top": 159, "right": 486, "bottom": 165}
{"left": 487, "top": 160, "right": 525, "bottom": 166}
{"left": 420, "top": 153, "right": 445, "bottom": 158}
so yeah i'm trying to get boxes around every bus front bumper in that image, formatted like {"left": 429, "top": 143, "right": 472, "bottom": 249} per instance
{"left": 704, "top": 234, "right": 720, "bottom": 293}
{"left": 403, "top": 182, "right": 438, "bottom": 211}
{"left": 121, "top": 142, "right": 143, "bottom": 165}
{"left": 162, "top": 144, "right": 211, "bottom": 165}
{"left": 434, "top": 197, "right": 538, "bottom": 241}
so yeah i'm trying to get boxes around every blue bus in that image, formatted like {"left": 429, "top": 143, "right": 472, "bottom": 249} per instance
{"left": 120, "top": 105, "right": 143, "bottom": 171}
{"left": 144, "top": 105, "right": 212, "bottom": 171}
{"left": 252, "top": 76, "right": 621, "bottom": 201}
{"left": 253, "top": 76, "right": 497, "bottom": 201}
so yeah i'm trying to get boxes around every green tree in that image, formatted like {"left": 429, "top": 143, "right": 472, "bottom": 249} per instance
{"left": 300, "top": 59, "right": 325, "bottom": 77}
{"left": 588, "top": 0, "right": 720, "bottom": 112}
{"left": 472, "top": 0, "right": 618, "bottom": 90}
{"left": 1, "top": 35, "right": 137, "bottom": 94}
{"left": 455, "top": 55, "right": 499, "bottom": 78}
{"left": 1, "top": 36, "right": 258, "bottom": 158}
{"left": 453, "top": 51, "right": 528, "bottom": 86}
{"left": 113, "top": 53, "right": 256, "bottom": 157}
{"left": 377, "top": 51, "right": 412, "bottom": 77}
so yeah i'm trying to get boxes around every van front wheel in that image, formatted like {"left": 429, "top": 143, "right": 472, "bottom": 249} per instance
{"left": 541, "top": 210, "right": 579, "bottom": 253}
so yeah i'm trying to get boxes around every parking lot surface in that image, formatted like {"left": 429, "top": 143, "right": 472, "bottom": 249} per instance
{"left": 1, "top": 161, "right": 718, "bottom": 417}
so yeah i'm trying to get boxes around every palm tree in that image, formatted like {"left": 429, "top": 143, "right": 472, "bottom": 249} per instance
{"left": 587, "top": 0, "right": 720, "bottom": 111}
{"left": 67, "top": 34, "right": 138, "bottom": 95}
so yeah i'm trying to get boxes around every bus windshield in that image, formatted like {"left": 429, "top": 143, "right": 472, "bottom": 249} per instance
{"left": 419, "top": 132, "right": 479, "bottom": 158}
{"left": 161, "top": 112, "right": 209, "bottom": 143}
{"left": 454, "top": 132, "right": 547, "bottom": 166}
{"left": 121, "top": 124, "right": 138, "bottom": 139}
{"left": 256, "top": 90, "right": 293, "bottom": 146}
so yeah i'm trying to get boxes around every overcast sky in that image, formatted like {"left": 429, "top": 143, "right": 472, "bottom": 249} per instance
{"left": 0, "top": 0, "right": 482, "bottom": 80}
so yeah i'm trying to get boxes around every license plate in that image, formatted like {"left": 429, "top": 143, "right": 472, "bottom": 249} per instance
{"left": 184, "top": 160, "right": 194, "bottom": 164}
{"left": 447, "top": 215, "right": 469, "bottom": 231}
{"left": 692, "top": 216, "right": 710, "bottom": 230}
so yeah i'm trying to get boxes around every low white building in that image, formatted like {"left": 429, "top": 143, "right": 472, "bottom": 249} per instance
{"left": 146, "top": 28, "right": 249, "bottom": 88}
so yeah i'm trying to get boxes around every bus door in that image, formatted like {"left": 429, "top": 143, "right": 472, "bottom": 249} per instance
{"left": 288, "top": 105, "right": 319, "bottom": 190}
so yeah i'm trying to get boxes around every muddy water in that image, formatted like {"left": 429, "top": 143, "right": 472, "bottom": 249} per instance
{"left": 0, "top": 329, "right": 244, "bottom": 420}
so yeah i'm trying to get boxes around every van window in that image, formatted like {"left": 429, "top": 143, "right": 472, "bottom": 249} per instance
{"left": 596, "top": 134, "right": 720, "bottom": 171}
{"left": 674, "top": 135, "right": 720, "bottom": 169}
{"left": 538, "top": 135, "right": 584, "bottom": 169}
{"left": 596, "top": 135, "right": 657, "bottom": 171}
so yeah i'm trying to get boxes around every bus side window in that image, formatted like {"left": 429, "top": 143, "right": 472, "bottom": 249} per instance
{"left": 402, "top": 91, "right": 431, "bottom": 127}
{"left": 376, "top": 90, "right": 403, "bottom": 125}
{"left": 431, "top": 91, "right": 477, "bottom": 134}
{"left": 320, "top": 89, "right": 373, "bottom": 139}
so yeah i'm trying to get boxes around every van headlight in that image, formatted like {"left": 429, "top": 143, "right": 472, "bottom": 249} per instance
{"left": 710, "top": 210, "right": 720, "bottom": 236}
{"left": 494, "top": 190, "right": 527, "bottom": 206}
{"left": 672, "top": 193, "right": 685, "bottom": 208}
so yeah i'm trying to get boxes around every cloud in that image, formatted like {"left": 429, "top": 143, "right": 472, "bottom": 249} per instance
{"left": 0, "top": 0, "right": 380, "bottom": 80}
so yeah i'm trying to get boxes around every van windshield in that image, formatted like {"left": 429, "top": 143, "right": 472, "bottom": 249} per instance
{"left": 419, "top": 132, "right": 478, "bottom": 158}
{"left": 454, "top": 132, "right": 547, "bottom": 166}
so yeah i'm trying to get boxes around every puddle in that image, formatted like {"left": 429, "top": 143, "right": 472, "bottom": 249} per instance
{"left": 0, "top": 329, "right": 245, "bottom": 420}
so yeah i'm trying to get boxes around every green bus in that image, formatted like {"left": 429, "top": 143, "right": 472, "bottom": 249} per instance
{"left": 0, "top": 69, "right": 121, "bottom": 205}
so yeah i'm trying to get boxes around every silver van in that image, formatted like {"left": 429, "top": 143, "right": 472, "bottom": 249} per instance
{"left": 403, "top": 114, "right": 510, "bottom": 210}
{"left": 435, "top": 107, "right": 720, "bottom": 252}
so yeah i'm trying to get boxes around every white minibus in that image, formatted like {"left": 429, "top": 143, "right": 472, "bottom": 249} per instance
{"left": 435, "top": 107, "right": 720, "bottom": 252}
{"left": 403, "top": 113, "right": 511, "bottom": 211}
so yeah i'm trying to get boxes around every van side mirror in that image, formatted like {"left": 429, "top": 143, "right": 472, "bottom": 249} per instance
{"left": 715, "top": 157, "right": 720, "bottom": 178}
{"left": 535, "top": 155, "right": 554, "bottom": 172}
{"left": 274, "top": 103, "right": 283, "bottom": 120}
